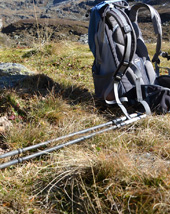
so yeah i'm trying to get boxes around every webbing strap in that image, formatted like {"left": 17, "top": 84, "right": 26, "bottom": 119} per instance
{"left": 114, "top": 81, "right": 131, "bottom": 119}
{"left": 105, "top": 97, "right": 128, "bottom": 104}
{"left": 129, "top": 3, "right": 162, "bottom": 64}
{"left": 155, "top": 62, "right": 160, "bottom": 77}
{"left": 104, "top": 76, "right": 130, "bottom": 118}
{"left": 134, "top": 68, "right": 151, "bottom": 115}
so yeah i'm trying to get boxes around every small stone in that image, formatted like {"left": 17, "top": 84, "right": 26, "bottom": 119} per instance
{"left": 0, "top": 63, "right": 35, "bottom": 88}
{"left": 0, "top": 116, "right": 13, "bottom": 131}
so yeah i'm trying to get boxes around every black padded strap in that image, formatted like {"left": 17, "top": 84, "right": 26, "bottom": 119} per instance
{"left": 105, "top": 7, "right": 136, "bottom": 81}
{"left": 103, "top": 6, "right": 136, "bottom": 118}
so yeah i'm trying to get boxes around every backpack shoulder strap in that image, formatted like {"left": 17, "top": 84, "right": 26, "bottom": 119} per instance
{"left": 105, "top": 7, "right": 136, "bottom": 81}
{"left": 129, "top": 3, "right": 162, "bottom": 64}
{"left": 103, "top": 5, "right": 136, "bottom": 119}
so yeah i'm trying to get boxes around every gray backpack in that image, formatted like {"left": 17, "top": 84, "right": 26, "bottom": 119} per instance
{"left": 88, "top": 0, "right": 170, "bottom": 117}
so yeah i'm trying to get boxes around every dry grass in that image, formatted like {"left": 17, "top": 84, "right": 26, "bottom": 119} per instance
{"left": 0, "top": 41, "right": 170, "bottom": 213}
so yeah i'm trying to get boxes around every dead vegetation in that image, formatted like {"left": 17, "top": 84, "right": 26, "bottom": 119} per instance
{"left": 0, "top": 41, "right": 169, "bottom": 213}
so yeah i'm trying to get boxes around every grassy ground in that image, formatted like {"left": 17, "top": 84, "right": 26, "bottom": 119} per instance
{"left": 0, "top": 41, "right": 170, "bottom": 214}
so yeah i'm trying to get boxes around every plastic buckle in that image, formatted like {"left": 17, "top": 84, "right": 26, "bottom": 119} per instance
{"left": 115, "top": 75, "right": 122, "bottom": 82}
{"left": 123, "top": 61, "right": 129, "bottom": 66}
{"left": 123, "top": 25, "right": 131, "bottom": 33}
{"left": 109, "top": 4, "right": 114, "bottom": 9}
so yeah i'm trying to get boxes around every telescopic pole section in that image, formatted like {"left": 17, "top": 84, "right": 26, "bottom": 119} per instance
{"left": 0, "top": 113, "right": 138, "bottom": 159}
{"left": 0, "top": 114, "right": 146, "bottom": 169}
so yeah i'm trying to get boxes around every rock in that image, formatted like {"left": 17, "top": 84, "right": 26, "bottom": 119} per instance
{"left": 0, "top": 63, "right": 35, "bottom": 88}
{"left": 78, "top": 34, "right": 88, "bottom": 44}
{"left": 0, "top": 116, "right": 12, "bottom": 133}
{"left": 0, "top": 63, "right": 33, "bottom": 76}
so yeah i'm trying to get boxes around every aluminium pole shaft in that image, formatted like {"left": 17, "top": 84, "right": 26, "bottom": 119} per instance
{"left": 0, "top": 114, "right": 146, "bottom": 169}
{"left": 0, "top": 113, "right": 138, "bottom": 159}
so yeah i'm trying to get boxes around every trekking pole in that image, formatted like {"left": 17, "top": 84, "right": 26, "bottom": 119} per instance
{"left": 0, "top": 114, "right": 146, "bottom": 169}
{"left": 0, "top": 113, "right": 139, "bottom": 159}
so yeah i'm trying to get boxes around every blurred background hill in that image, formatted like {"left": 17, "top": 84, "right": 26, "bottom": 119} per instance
{"left": 0, "top": 0, "right": 169, "bottom": 46}
{"left": 0, "top": 0, "right": 170, "bottom": 24}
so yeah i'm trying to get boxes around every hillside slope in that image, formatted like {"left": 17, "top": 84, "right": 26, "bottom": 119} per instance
{"left": 0, "top": 0, "right": 170, "bottom": 26}
{"left": 0, "top": 2, "right": 169, "bottom": 46}
{"left": 1, "top": 18, "right": 88, "bottom": 46}
{"left": 0, "top": 41, "right": 170, "bottom": 214}
{"left": 0, "top": 0, "right": 94, "bottom": 25}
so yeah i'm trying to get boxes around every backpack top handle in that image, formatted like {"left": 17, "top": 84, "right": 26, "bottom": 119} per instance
{"left": 105, "top": 0, "right": 129, "bottom": 9}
